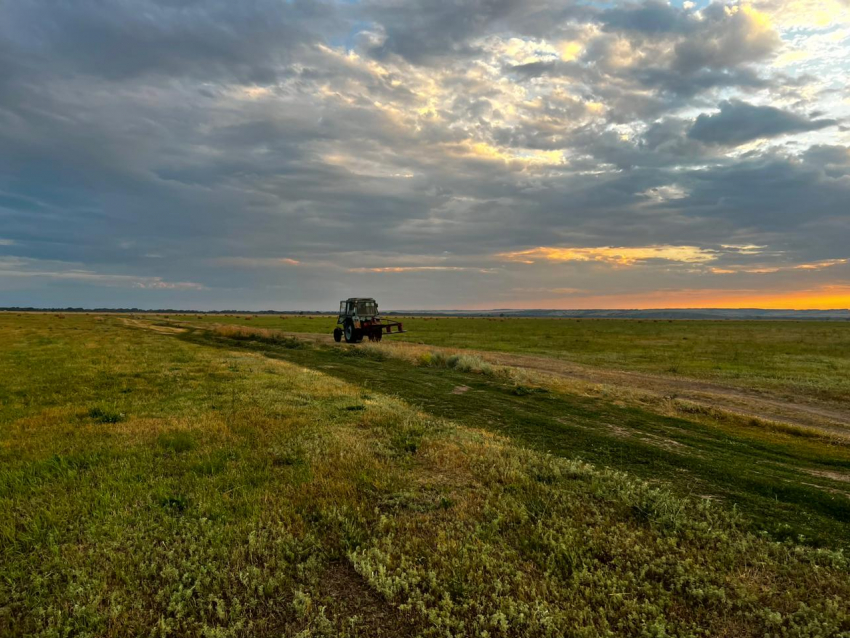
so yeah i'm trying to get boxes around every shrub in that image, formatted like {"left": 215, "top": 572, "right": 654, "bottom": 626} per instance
{"left": 416, "top": 351, "right": 496, "bottom": 375}
{"left": 88, "top": 404, "right": 125, "bottom": 423}
{"left": 430, "top": 351, "right": 449, "bottom": 367}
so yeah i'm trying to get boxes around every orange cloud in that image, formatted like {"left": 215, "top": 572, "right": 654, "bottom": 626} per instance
{"left": 711, "top": 258, "right": 848, "bottom": 275}
{"left": 498, "top": 245, "right": 717, "bottom": 266}
{"left": 793, "top": 258, "right": 847, "bottom": 270}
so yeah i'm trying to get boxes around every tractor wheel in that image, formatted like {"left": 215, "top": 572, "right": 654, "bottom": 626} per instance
{"left": 333, "top": 328, "right": 342, "bottom": 343}
{"left": 354, "top": 330, "right": 364, "bottom": 343}
{"left": 374, "top": 330, "right": 382, "bottom": 342}
{"left": 344, "top": 321, "right": 356, "bottom": 344}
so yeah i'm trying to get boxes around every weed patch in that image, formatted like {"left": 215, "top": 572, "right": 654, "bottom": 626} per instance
{"left": 417, "top": 350, "right": 500, "bottom": 376}
{"left": 191, "top": 451, "right": 230, "bottom": 476}
{"left": 157, "top": 430, "right": 197, "bottom": 453}
{"left": 87, "top": 403, "right": 125, "bottom": 423}
{"left": 270, "top": 444, "right": 307, "bottom": 468}
{"left": 512, "top": 384, "right": 549, "bottom": 396}
{"left": 157, "top": 493, "right": 190, "bottom": 513}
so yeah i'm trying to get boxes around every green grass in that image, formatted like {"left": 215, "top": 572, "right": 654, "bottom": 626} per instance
{"left": 177, "top": 314, "right": 850, "bottom": 402}
{"left": 1, "top": 314, "right": 849, "bottom": 637}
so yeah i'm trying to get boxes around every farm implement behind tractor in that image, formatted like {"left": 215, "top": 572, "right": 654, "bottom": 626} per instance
{"left": 333, "top": 297, "right": 405, "bottom": 343}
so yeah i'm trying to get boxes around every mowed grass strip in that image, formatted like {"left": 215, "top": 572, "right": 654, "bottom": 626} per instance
{"left": 1, "top": 315, "right": 848, "bottom": 638}
{"left": 176, "top": 313, "right": 850, "bottom": 403}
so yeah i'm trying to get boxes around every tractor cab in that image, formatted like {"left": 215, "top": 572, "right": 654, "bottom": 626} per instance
{"left": 338, "top": 298, "right": 378, "bottom": 322}
{"left": 333, "top": 297, "right": 405, "bottom": 343}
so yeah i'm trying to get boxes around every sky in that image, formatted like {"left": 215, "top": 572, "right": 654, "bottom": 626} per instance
{"left": 0, "top": 0, "right": 849, "bottom": 311}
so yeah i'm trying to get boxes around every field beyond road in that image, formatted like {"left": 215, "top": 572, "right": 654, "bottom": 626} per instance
{"left": 2, "top": 314, "right": 849, "bottom": 637}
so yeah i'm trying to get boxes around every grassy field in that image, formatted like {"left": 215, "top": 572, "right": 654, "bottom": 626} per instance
{"left": 177, "top": 314, "right": 850, "bottom": 403}
{"left": 2, "top": 314, "right": 849, "bottom": 637}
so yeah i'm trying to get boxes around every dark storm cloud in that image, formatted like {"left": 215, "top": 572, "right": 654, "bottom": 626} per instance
{"left": 688, "top": 100, "right": 838, "bottom": 146}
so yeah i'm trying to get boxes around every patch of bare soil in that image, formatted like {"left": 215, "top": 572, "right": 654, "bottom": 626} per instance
{"left": 805, "top": 468, "right": 850, "bottom": 484}
{"left": 602, "top": 422, "right": 633, "bottom": 438}
{"left": 318, "top": 561, "right": 418, "bottom": 637}
{"left": 451, "top": 385, "right": 470, "bottom": 395}
{"left": 638, "top": 432, "right": 691, "bottom": 454}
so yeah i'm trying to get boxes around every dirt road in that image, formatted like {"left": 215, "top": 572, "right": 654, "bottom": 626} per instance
{"left": 290, "top": 330, "right": 850, "bottom": 437}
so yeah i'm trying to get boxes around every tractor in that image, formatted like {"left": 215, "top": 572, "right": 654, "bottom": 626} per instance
{"left": 333, "top": 298, "right": 405, "bottom": 343}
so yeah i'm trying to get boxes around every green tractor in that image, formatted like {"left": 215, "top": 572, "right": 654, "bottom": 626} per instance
{"left": 333, "top": 298, "right": 405, "bottom": 343}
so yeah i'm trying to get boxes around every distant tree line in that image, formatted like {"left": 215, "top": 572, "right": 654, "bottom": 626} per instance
{"left": 0, "top": 307, "right": 323, "bottom": 315}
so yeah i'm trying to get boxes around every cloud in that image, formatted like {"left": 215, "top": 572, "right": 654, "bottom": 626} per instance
{"left": 803, "top": 145, "right": 850, "bottom": 177}
{"left": 0, "top": 0, "right": 342, "bottom": 84}
{"left": 358, "top": 0, "right": 587, "bottom": 64}
{"left": 720, "top": 244, "right": 766, "bottom": 255}
{"left": 498, "top": 246, "right": 717, "bottom": 266}
{"left": 672, "top": 4, "right": 781, "bottom": 72}
{"left": 0, "top": 257, "right": 205, "bottom": 289}
{"left": 793, "top": 258, "right": 848, "bottom": 270}
{"left": 215, "top": 257, "right": 301, "bottom": 268}
{"left": 675, "top": 148, "right": 850, "bottom": 238}
{"left": 688, "top": 100, "right": 838, "bottom": 145}
{"left": 348, "top": 266, "right": 489, "bottom": 273}
{"left": 131, "top": 280, "right": 206, "bottom": 290}
{"left": 601, "top": 1, "right": 695, "bottom": 35}
{"left": 709, "top": 258, "right": 848, "bottom": 275}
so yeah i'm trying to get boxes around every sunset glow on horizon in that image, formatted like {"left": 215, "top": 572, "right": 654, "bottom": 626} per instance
{"left": 489, "top": 286, "right": 850, "bottom": 311}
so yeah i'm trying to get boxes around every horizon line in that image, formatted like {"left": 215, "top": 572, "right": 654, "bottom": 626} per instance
{"left": 2, "top": 307, "right": 848, "bottom": 314}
